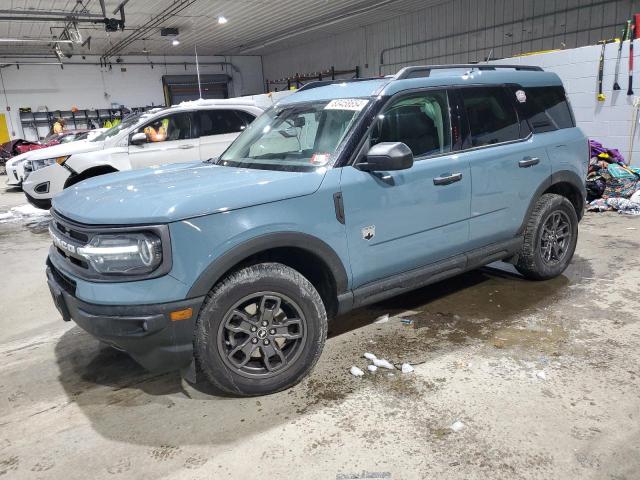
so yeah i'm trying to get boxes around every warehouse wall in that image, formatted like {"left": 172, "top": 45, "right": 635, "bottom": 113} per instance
{"left": 262, "top": 0, "right": 640, "bottom": 82}
{"left": 493, "top": 44, "right": 640, "bottom": 162}
{"left": 0, "top": 55, "right": 263, "bottom": 139}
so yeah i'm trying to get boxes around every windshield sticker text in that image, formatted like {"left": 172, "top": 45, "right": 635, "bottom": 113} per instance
{"left": 324, "top": 99, "right": 369, "bottom": 111}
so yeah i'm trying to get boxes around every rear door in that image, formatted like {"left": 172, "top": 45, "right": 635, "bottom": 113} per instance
{"left": 128, "top": 112, "right": 198, "bottom": 169}
{"left": 455, "top": 86, "right": 552, "bottom": 249}
{"left": 340, "top": 89, "right": 471, "bottom": 288}
{"left": 197, "top": 109, "right": 255, "bottom": 160}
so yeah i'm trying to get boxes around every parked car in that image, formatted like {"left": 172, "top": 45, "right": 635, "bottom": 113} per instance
{"left": 4, "top": 129, "right": 106, "bottom": 188}
{"left": 22, "top": 94, "right": 290, "bottom": 208}
{"left": 46, "top": 65, "right": 587, "bottom": 396}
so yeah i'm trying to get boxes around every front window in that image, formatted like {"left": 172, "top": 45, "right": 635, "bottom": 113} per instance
{"left": 133, "top": 113, "right": 192, "bottom": 143}
{"left": 369, "top": 90, "right": 451, "bottom": 158}
{"left": 91, "top": 113, "right": 143, "bottom": 142}
{"left": 218, "top": 98, "right": 370, "bottom": 171}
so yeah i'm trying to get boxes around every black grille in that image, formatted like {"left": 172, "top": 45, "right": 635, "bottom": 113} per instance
{"left": 54, "top": 220, "right": 89, "bottom": 242}
{"left": 48, "top": 259, "right": 77, "bottom": 295}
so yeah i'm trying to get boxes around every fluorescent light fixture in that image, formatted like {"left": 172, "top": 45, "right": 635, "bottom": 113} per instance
{"left": 217, "top": 16, "right": 228, "bottom": 24}
{"left": 172, "top": 39, "right": 180, "bottom": 46}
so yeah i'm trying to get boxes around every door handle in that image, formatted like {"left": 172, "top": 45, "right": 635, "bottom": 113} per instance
{"left": 433, "top": 172, "right": 462, "bottom": 186}
{"left": 179, "top": 145, "right": 195, "bottom": 150}
{"left": 519, "top": 157, "right": 540, "bottom": 168}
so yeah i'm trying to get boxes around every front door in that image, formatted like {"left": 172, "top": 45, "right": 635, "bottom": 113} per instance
{"left": 340, "top": 89, "right": 471, "bottom": 288}
{"left": 128, "top": 112, "right": 199, "bottom": 169}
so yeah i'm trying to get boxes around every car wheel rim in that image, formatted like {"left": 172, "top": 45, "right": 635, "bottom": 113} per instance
{"left": 539, "top": 211, "right": 571, "bottom": 265}
{"left": 217, "top": 291, "right": 307, "bottom": 379}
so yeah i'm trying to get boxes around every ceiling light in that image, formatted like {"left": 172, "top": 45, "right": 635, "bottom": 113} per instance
{"left": 217, "top": 16, "right": 228, "bottom": 24}
{"left": 172, "top": 39, "right": 180, "bottom": 46}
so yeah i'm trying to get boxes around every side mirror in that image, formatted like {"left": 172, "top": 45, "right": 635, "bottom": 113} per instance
{"left": 130, "top": 132, "right": 147, "bottom": 146}
{"left": 357, "top": 142, "right": 413, "bottom": 172}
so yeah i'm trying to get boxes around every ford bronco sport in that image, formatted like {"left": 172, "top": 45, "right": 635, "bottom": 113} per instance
{"left": 46, "top": 65, "right": 587, "bottom": 396}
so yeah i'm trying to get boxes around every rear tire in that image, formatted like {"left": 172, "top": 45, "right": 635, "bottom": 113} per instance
{"left": 194, "top": 262, "right": 327, "bottom": 396}
{"left": 515, "top": 193, "right": 578, "bottom": 280}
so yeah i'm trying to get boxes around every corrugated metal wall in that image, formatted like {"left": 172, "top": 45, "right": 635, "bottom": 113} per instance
{"left": 262, "top": 0, "right": 640, "bottom": 82}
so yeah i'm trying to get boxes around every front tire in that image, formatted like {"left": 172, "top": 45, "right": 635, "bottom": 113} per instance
{"left": 194, "top": 262, "right": 327, "bottom": 396}
{"left": 516, "top": 193, "right": 578, "bottom": 280}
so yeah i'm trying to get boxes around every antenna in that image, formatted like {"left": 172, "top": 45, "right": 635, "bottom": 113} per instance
{"left": 195, "top": 45, "right": 202, "bottom": 99}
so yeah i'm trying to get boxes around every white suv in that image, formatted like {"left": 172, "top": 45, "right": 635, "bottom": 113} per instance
{"left": 22, "top": 93, "right": 289, "bottom": 209}
{"left": 5, "top": 129, "right": 106, "bottom": 188}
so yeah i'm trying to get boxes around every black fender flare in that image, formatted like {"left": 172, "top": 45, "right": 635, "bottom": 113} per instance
{"left": 186, "top": 232, "right": 349, "bottom": 298}
{"left": 517, "top": 170, "right": 586, "bottom": 234}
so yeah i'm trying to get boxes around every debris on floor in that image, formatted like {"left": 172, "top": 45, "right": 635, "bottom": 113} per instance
{"left": 586, "top": 140, "right": 640, "bottom": 215}
{"left": 0, "top": 203, "right": 50, "bottom": 223}
{"left": 374, "top": 314, "right": 389, "bottom": 324}
{"left": 401, "top": 363, "right": 414, "bottom": 373}
{"left": 367, "top": 365, "right": 377, "bottom": 372}
{"left": 536, "top": 370, "right": 547, "bottom": 380}
{"left": 372, "top": 358, "right": 395, "bottom": 370}
{"left": 349, "top": 366, "right": 364, "bottom": 377}
{"left": 363, "top": 352, "right": 377, "bottom": 361}
{"left": 450, "top": 420, "right": 465, "bottom": 433}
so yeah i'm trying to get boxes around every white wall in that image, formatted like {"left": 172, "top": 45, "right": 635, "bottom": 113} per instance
{"left": 0, "top": 55, "right": 264, "bottom": 139}
{"left": 493, "top": 44, "right": 640, "bottom": 163}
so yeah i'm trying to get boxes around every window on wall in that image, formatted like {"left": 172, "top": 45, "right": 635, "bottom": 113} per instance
{"left": 516, "top": 86, "right": 575, "bottom": 133}
{"left": 460, "top": 87, "right": 520, "bottom": 147}
{"left": 371, "top": 90, "right": 451, "bottom": 158}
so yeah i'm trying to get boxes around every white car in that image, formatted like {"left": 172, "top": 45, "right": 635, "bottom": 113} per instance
{"left": 5, "top": 129, "right": 107, "bottom": 187}
{"left": 22, "top": 93, "right": 290, "bottom": 209}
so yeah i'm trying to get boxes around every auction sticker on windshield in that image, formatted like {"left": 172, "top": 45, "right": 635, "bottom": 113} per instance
{"left": 324, "top": 99, "right": 369, "bottom": 111}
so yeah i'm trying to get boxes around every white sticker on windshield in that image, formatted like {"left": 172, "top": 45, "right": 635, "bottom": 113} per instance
{"left": 324, "top": 99, "right": 369, "bottom": 111}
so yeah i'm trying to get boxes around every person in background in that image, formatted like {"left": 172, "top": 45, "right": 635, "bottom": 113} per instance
{"left": 51, "top": 117, "right": 65, "bottom": 135}
{"left": 143, "top": 118, "right": 168, "bottom": 142}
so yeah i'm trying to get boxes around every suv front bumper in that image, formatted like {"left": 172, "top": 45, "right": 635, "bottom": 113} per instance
{"left": 46, "top": 261, "right": 204, "bottom": 372}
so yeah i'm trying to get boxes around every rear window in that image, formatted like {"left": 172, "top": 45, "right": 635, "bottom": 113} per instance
{"left": 460, "top": 87, "right": 520, "bottom": 147}
{"left": 198, "top": 109, "right": 254, "bottom": 136}
{"left": 517, "top": 86, "right": 575, "bottom": 133}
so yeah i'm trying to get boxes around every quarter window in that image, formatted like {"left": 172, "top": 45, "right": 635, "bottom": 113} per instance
{"left": 371, "top": 90, "right": 451, "bottom": 158}
{"left": 198, "top": 109, "right": 254, "bottom": 136}
{"left": 517, "top": 86, "right": 575, "bottom": 133}
{"left": 460, "top": 87, "right": 520, "bottom": 147}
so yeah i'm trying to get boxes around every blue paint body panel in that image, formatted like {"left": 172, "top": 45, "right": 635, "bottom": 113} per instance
{"left": 50, "top": 66, "right": 587, "bottom": 313}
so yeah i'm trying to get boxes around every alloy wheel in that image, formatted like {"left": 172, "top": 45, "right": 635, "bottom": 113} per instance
{"left": 217, "top": 292, "right": 306, "bottom": 378}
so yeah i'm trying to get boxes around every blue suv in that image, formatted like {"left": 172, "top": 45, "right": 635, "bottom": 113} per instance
{"left": 46, "top": 65, "right": 587, "bottom": 396}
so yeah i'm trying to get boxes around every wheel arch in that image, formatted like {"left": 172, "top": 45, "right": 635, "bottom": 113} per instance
{"left": 187, "top": 232, "right": 349, "bottom": 319}
{"left": 64, "top": 165, "right": 119, "bottom": 188}
{"left": 518, "top": 170, "right": 585, "bottom": 234}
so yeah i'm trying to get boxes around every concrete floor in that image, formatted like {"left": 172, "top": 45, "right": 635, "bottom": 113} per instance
{"left": 0, "top": 183, "right": 639, "bottom": 480}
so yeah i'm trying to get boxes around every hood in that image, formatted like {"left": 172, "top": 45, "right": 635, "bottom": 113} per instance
{"left": 19, "top": 139, "right": 104, "bottom": 160}
{"left": 53, "top": 162, "right": 327, "bottom": 225}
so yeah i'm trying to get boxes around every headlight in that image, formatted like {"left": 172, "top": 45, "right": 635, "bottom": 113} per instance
{"left": 27, "top": 155, "right": 71, "bottom": 173}
{"left": 76, "top": 232, "right": 162, "bottom": 275}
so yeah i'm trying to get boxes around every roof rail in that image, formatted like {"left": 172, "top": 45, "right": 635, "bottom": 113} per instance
{"left": 395, "top": 64, "right": 544, "bottom": 80}
{"left": 297, "top": 77, "right": 385, "bottom": 92}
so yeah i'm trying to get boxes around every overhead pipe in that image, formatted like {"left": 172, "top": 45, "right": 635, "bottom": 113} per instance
{"left": 101, "top": 0, "right": 199, "bottom": 61}
{"left": 0, "top": 60, "right": 238, "bottom": 69}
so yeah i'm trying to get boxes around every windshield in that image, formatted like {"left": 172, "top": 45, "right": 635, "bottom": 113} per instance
{"left": 218, "top": 98, "right": 370, "bottom": 171}
{"left": 91, "top": 114, "right": 142, "bottom": 142}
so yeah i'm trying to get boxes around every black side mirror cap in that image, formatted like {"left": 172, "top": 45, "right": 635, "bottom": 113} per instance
{"left": 357, "top": 142, "right": 414, "bottom": 172}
